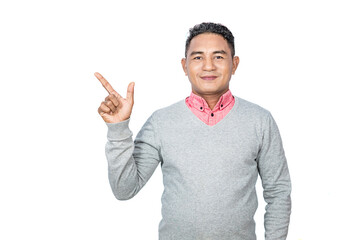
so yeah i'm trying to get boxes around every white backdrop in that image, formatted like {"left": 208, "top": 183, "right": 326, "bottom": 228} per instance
{"left": 1, "top": 0, "right": 362, "bottom": 239}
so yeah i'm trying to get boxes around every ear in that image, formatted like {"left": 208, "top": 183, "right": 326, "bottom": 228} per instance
{"left": 181, "top": 58, "right": 188, "bottom": 76}
{"left": 232, "top": 56, "right": 240, "bottom": 74}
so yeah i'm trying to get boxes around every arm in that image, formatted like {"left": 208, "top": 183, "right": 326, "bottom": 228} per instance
{"left": 95, "top": 72, "right": 160, "bottom": 200}
{"left": 257, "top": 112, "right": 292, "bottom": 240}
{"left": 105, "top": 116, "right": 160, "bottom": 200}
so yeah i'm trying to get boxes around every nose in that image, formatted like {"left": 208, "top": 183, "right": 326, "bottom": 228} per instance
{"left": 202, "top": 56, "right": 216, "bottom": 71}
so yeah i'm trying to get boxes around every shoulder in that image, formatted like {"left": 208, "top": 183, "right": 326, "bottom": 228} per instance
{"left": 233, "top": 97, "right": 280, "bottom": 139}
{"left": 149, "top": 99, "right": 186, "bottom": 123}
{"left": 234, "top": 96, "right": 271, "bottom": 118}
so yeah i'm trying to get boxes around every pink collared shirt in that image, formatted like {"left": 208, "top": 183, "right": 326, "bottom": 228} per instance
{"left": 185, "top": 90, "right": 235, "bottom": 126}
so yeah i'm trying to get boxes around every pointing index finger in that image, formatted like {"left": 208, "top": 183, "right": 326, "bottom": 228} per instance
{"left": 94, "top": 72, "right": 116, "bottom": 94}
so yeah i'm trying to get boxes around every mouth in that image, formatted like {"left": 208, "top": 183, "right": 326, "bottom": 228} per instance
{"left": 200, "top": 75, "right": 218, "bottom": 81}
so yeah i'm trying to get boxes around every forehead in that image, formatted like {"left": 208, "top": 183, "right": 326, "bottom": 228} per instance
{"left": 188, "top": 33, "right": 230, "bottom": 55}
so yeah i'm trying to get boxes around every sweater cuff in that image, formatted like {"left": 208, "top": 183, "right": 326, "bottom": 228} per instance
{"left": 105, "top": 118, "right": 133, "bottom": 141}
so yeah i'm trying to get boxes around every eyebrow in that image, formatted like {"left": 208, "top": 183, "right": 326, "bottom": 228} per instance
{"left": 189, "top": 50, "right": 228, "bottom": 56}
{"left": 213, "top": 50, "right": 227, "bottom": 55}
{"left": 190, "top": 51, "right": 204, "bottom": 56}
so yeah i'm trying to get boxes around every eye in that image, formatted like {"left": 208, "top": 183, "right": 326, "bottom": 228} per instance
{"left": 215, "top": 56, "right": 224, "bottom": 59}
{"left": 193, "top": 56, "right": 202, "bottom": 60}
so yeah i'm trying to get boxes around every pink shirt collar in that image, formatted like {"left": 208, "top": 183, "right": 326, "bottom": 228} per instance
{"left": 187, "top": 89, "right": 234, "bottom": 112}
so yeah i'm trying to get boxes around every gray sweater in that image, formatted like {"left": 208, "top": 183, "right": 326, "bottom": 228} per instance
{"left": 105, "top": 97, "right": 291, "bottom": 240}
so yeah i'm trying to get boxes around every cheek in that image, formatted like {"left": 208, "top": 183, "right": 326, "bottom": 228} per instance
{"left": 188, "top": 65, "right": 200, "bottom": 77}
{"left": 220, "top": 63, "right": 233, "bottom": 75}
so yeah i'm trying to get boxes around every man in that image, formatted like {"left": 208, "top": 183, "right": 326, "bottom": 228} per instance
{"left": 96, "top": 22, "right": 291, "bottom": 240}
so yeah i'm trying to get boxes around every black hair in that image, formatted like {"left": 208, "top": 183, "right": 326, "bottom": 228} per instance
{"left": 185, "top": 22, "right": 235, "bottom": 58}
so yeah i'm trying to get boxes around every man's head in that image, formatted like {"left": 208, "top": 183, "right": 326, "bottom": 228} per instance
{"left": 182, "top": 22, "right": 239, "bottom": 99}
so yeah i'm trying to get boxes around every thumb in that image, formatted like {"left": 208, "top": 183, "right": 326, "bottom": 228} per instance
{"left": 126, "top": 82, "right": 135, "bottom": 104}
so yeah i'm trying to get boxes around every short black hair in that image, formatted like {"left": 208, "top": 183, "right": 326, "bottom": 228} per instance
{"left": 185, "top": 22, "right": 235, "bottom": 58}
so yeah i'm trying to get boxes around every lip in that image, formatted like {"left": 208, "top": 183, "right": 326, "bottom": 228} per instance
{"left": 200, "top": 75, "right": 218, "bottom": 80}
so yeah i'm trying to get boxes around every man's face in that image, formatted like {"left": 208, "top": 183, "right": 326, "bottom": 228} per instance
{"left": 181, "top": 33, "right": 239, "bottom": 97}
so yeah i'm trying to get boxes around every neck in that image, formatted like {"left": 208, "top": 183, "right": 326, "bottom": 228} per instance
{"left": 193, "top": 89, "right": 229, "bottom": 110}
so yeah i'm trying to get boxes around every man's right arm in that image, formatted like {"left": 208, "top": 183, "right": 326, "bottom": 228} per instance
{"left": 105, "top": 116, "right": 160, "bottom": 200}
{"left": 95, "top": 72, "right": 160, "bottom": 200}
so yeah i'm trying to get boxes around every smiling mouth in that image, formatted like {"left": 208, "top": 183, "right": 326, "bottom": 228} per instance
{"left": 200, "top": 76, "right": 218, "bottom": 80}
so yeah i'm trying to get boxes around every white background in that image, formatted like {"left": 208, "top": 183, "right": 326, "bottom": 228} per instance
{"left": 1, "top": 0, "right": 362, "bottom": 239}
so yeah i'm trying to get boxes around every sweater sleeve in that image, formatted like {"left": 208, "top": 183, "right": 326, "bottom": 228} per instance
{"left": 105, "top": 114, "right": 161, "bottom": 200}
{"left": 256, "top": 112, "right": 292, "bottom": 240}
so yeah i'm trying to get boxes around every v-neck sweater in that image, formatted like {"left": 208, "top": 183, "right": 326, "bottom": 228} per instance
{"left": 105, "top": 96, "right": 291, "bottom": 240}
